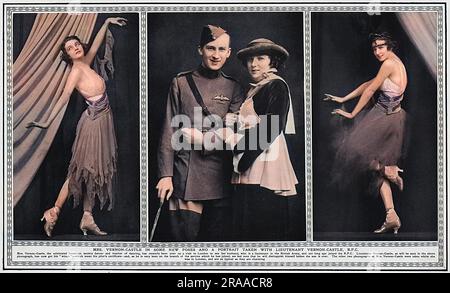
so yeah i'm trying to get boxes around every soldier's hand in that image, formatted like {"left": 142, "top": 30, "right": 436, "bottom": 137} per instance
{"left": 214, "top": 127, "right": 234, "bottom": 141}
{"left": 181, "top": 128, "right": 204, "bottom": 146}
{"left": 156, "top": 177, "right": 173, "bottom": 203}
{"left": 224, "top": 112, "right": 239, "bottom": 127}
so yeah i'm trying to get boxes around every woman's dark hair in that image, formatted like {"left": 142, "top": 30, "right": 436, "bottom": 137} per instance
{"left": 60, "top": 35, "right": 89, "bottom": 65}
{"left": 369, "top": 32, "right": 398, "bottom": 51}
{"left": 241, "top": 52, "right": 285, "bottom": 70}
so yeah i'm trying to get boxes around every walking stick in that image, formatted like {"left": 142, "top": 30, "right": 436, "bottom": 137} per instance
{"left": 149, "top": 200, "right": 164, "bottom": 242}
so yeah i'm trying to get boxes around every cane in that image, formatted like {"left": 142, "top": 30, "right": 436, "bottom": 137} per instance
{"left": 149, "top": 199, "right": 164, "bottom": 242}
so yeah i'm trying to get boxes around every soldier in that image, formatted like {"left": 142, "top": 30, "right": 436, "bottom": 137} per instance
{"left": 156, "top": 25, "right": 244, "bottom": 241}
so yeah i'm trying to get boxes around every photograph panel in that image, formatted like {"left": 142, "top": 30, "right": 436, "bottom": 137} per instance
{"left": 12, "top": 12, "right": 141, "bottom": 241}
{"left": 148, "top": 12, "right": 306, "bottom": 242}
{"left": 312, "top": 12, "right": 438, "bottom": 241}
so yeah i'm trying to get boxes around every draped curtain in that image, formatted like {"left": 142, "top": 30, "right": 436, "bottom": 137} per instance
{"left": 13, "top": 13, "right": 97, "bottom": 206}
{"left": 396, "top": 12, "right": 437, "bottom": 80}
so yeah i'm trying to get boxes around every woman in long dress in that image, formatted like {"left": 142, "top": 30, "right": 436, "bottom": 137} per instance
{"left": 324, "top": 32, "right": 407, "bottom": 234}
{"left": 26, "top": 17, "right": 127, "bottom": 237}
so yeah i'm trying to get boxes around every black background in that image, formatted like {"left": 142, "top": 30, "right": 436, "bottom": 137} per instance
{"left": 148, "top": 13, "right": 306, "bottom": 241}
{"left": 312, "top": 13, "right": 437, "bottom": 238}
{"left": 13, "top": 13, "right": 141, "bottom": 239}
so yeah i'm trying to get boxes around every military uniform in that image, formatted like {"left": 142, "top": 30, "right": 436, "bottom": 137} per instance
{"left": 158, "top": 65, "right": 243, "bottom": 199}
{"left": 157, "top": 64, "right": 243, "bottom": 241}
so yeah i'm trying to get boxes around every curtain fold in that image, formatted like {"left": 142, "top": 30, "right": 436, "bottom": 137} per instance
{"left": 396, "top": 12, "right": 437, "bottom": 80}
{"left": 13, "top": 13, "right": 98, "bottom": 206}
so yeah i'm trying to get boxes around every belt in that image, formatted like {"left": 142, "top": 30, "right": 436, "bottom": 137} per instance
{"left": 86, "top": 104, "right": 110, "bottom": 119}
{"left": 376, "top": 102, "right": 401, "bottom": 115}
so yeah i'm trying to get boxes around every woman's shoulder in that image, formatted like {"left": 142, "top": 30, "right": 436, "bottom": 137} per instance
{"left": 381, "top": 57, "right": 406, "bottom": 80}
{"left": 382, "top": 57, "right": 404, "bottom": 72}
{"left": 67, "top": 65, "right": 82, "bottom": 79}
{"left": 382, "top": 58, "right": 397, "bottom": 67}
{"left": 252, "top": 78, "right": 289, "bottom": 106}
{"left": 265, "top": 77, "right": 289, "bottom": 93}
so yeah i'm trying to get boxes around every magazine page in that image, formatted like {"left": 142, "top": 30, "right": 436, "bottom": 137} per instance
{"left": 1, "top": 0, "right": 447, "bottom": 276}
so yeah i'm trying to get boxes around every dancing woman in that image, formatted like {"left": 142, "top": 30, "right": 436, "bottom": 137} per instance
{"left": 325, "top": 32, "right": 407, "bottom": 234}
{"left": 26, "top": 17, "right": 127, "bottom": 237}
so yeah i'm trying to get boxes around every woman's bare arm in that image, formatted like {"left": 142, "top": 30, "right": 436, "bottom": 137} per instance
{"left": 84, "top": 17, "right": 127, "bottom": 65}
{"left": 350, "top": 60, "right": 393, "bottom": 117}
{"left": 343, "top": 79, "right": 374, "bottom": 102}
{"left": 333, "top": 60, "right": 393, "bottom": 119}
{"left": 324, "top": 79, "right": 373, "bottom": 103}
{"left": 26, "top": 68, "right": 81, "bottom": 129}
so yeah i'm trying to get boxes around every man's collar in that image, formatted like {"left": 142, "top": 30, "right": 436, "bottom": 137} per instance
{"left": 197, "top": 65, "right": 221, "bottom": 79}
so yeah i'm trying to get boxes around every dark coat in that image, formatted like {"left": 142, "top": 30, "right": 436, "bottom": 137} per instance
{"left": 158, "top": 66, "right": 244, "bottom": 201}
{"left": 233, "top": 79, "right": 290, "bottom": 172}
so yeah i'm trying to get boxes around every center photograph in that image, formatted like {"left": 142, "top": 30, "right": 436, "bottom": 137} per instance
{"left": 148, "top": 12, "right": 305, "bottom": 242}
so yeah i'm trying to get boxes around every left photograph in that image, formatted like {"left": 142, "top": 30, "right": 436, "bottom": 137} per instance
{"left": 13, "top": 13, "right": 140, "bottom": 241}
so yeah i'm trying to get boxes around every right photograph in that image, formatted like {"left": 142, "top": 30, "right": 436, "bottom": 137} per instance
{"left": 312, "top": 12, "right": 438, "bottom": 241}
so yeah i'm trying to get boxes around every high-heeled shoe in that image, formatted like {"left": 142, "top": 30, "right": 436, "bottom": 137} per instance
{"left": 79, "top": 212, "right": 107, "bottom": 236}
{"left": 40, "top": 206, "right": 61, "bottom": 237}
{"left": 374, "top": 208, "right": 401, "bottom": 234}
{"left": 383, "top": 165, "right": 404, "bottom": 191}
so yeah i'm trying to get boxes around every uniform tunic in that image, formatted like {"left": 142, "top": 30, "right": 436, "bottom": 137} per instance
{"left": 156, "top": 65, "right": 243, "bottom": 241}
{"left": 158, "top": 65, "right": 244, "bottom": 201}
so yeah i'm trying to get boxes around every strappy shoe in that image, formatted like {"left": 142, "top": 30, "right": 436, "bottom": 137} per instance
{"left": 79, "top": 212, "right": 107, "bottom": 236}
{"left": 374, "top": 208, "right": 401, "bottom": 234}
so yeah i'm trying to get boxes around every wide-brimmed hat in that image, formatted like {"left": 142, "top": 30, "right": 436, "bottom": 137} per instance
{"left": 237, "top": 38, "right": 289, "bottom": 62}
